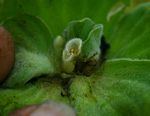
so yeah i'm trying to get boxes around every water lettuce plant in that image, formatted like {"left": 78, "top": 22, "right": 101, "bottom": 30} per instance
{"left": 0, "top": 0, "right": 150, "bottom": 116}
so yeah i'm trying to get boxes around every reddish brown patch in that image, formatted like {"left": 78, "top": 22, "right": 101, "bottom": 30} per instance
{"left": 10, "top": 105, "right": 38, "bottom": 116}
{"left": 0, "top": 27, "right": 15, "bottom": 83}
{"left": 9, "top": 101, "right": 76, "bottom": 116}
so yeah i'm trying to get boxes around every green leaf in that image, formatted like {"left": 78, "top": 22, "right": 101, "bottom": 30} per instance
{"left": 0, "top": 0, "right": 130, "bottom": 36}
{"left": 107, "top": 3, "right": 150, "bottom": 59}
{"left": 82, "top": 24, "right": 103, "bottom": 60}
{"left": 68, "top": 3, "right": 150, "bottom": 116}
{"left": 127, "top": 0, "right": 150, "bottom": 11}
{"left": 0, "top": 78, "right": 69, "bottom": 115}
{"left": 2, "top": 14, "right": 54, "bottom": 87}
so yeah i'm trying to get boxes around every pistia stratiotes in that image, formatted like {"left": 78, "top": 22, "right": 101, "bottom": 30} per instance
{"left": 1, "top": 1, "right": 150, "bottom": 116}
{"left": 2, "top": 16, "right": 103, "bottom": 87}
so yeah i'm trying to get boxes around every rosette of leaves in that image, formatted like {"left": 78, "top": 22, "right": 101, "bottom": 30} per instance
{"left": 2, "top": 15, "right": 103, "bottom": 87}
{"left": 0, "top": 0, "right": 150, "bottom": 116}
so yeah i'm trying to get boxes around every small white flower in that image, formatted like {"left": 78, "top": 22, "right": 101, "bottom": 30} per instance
{"left": 63, "top": 38, "right": 82, "bottom": 62}
{"left": 62, "top": 38, "right": 82, "bottom": 73}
